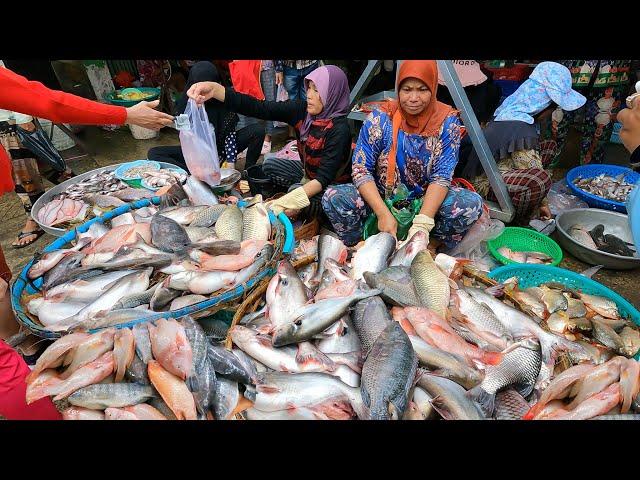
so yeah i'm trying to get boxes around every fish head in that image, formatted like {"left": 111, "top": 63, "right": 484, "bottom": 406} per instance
{"left": 272, "top": 320, "right": 306, "bottom": 347}
{"left": 324, "top": 258, "right": 351, "bottom": 281}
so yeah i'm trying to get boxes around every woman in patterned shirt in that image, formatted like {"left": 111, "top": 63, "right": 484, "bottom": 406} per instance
{"left": 322, "top": 60, "right": 484, "bottom": 249}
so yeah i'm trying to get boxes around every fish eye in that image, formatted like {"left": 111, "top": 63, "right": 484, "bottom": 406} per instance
{"left": 281, "top": 278, "right": 288, "bottom": 286}
{"left": 294, "top": 318, "right": 302, "bottom": 326}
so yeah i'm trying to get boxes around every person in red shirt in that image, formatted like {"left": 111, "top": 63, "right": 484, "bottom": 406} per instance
{"left": 0, "top": 66, "right": 174, "bottom": 420}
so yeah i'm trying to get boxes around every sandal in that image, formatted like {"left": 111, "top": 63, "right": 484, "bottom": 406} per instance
{"left": 12, "top": 227, "right": 45, "bottom": 249}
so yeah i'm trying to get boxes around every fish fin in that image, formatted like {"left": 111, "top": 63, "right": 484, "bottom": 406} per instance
{"left": 448, "top": 278, "right": 458, "bottom": 290}
{"left": 296, "top": 342, "right": 335, "bottom": 370}
{"left": 581, "top": 265, "right": 604, "bottom": 279}
{"left": 429, "top": 395, "right": 455, "bottom": 420}
{"left": 361, "top": 385, "right": 371, "bottom": 409}
{"left": 484, "top": 283, "right": 506, "bottom": 298}
{"left": 327, "top": 351, "right": 365, "bottom": 373}
{"left": 482, "top": 351, "right": 503, "bottom": 366}
{"left": 466, "top": 386, "right": 495, "bottom": 417}
{"left": 256, "top": 384, "right": 281, "bottom": 394}
{"left": 521, "top": 407, "right": 537, "bottom": 420}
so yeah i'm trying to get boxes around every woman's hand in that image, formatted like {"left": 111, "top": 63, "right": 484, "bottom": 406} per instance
{"left": 187, "top": 81, "right": 225, "bottom": 105}
{"left": 125, "top": 100, "right": 174, "bottom": 130}
{"left": 539, "top": 204, "right": 552, "bottom": 220}
{"left": 276, "top": 72, "right": 284, "bottom": 86}
{"left": 618, "top": 96, "right": 640, "bottom": 154}
{"left": 377, "top": 210, "right": 398, "bottom": 238}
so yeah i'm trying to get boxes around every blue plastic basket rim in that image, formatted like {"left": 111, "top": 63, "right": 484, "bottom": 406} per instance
{"left": 11, "top": 196, "right": 294, "bottom": 338}
{"left": 488, "top": 263, "right": 640, "bottom": 323}
{"left": 566, "top": 164, "right": 640, "bottom": 211}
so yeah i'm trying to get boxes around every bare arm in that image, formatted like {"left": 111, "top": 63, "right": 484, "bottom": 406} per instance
{"left": 358, "top": 181, "right": 397, "bottom": 237}
{"left": 420, "top": 183, "right": 448, "bottom": 218}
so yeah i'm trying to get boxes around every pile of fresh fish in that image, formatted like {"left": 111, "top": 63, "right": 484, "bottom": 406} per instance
{"left": 497, "top": 247, "right": 554, "bottom": 265}
{"left": 573, "top": 173, "right": 636, "bottom": 203}
{"left": 225, "top": 231, "right": 640, "bottom": 420}
{"left": 35, "top": 169, "right": 157, "bottom": 228}
{"left": 24, "top": 210, "right": 640, "bottom": 420}
{"left": 59, "top": 171, "right": 129, "bottom": 201}
{"left": 570, "top": 223, "right": 637, "bottom": 257}
{"left": 142, "top": 169, "right": 187, "bottom": 189}
{"left": 24, "top": 191, "right": 274, "bottom": 333}
{"left": 26, "top": 316, "right": 256, "bottom": 420}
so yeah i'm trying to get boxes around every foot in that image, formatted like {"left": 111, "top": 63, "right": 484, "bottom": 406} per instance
{"left": 12, "top": 219, "right": 44, "bottom": 248}
{"left": 261, "top": 140, "right": 272, "bottom": 155}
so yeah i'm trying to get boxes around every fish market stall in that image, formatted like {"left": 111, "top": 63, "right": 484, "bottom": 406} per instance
{"left": 17, "top": 219, "right": 640, "bottom": 420}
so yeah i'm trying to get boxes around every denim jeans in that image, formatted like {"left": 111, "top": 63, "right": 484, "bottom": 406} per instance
{"left": 283, "top": 61, "right": 320, "bottom": 101}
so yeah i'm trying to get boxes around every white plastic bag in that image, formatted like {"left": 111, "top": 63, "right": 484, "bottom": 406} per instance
{"left": 179, "top": 99, "right": 221, "bottom": 187}
{"left": 274, "top": 84, "right": 289, "bottom": 128}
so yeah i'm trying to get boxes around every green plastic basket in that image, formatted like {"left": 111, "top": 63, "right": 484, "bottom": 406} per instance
{"left": 488, "top": 226, "right": 563, "bottom": 267}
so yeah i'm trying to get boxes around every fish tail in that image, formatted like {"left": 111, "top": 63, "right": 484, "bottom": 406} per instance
{"left": 522, "top": 407, "right": 537, "bottom": 420}
{"left": 466, "top": 386, "right": 495, "bottom": 417}
{"left": 484, "top": 283, "right": 506, "bottom": 298}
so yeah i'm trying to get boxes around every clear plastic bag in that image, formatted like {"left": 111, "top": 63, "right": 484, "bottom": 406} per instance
{"left": 547, "top": 180, "right": 588, "bottom": 217}
{"left": 447, "top": 209, "right": 505, "bottom": 258}
{"left": 179, "top": 99, "right": 221, "bottom": 187}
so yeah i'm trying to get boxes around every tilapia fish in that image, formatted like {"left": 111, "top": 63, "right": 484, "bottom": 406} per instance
{"left": 148, "top": 318, "right": 193, "bottom": 380}
{"left": 351, "top": 232, "right": 396, "bottom": 281}
{"left": 147, "top": 360, "right": 197, "bottom": 420}
{"left": 151, "top": 213, "right": 192, "bottom": 253}
{"left": 242, "top": 202, "right": 271, "bottom": 241}
{"left": 569, "top": 225, "right": 598, "bottom": 249}
{"left": 361, "top": 322, "right": 418, "bottom": 420}
{"left": 411, "top": 251, "right": 451, "bottom": 317}
{"left": 67, "top": 383, "right": 156, "bottom": 410}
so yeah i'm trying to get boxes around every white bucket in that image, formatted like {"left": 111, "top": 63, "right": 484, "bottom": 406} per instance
{"left": 129, "top": 124, "right": 159, "bottom": 140}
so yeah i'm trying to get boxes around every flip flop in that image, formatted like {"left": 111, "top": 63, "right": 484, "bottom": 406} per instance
{"left": 12, "top": 227, "right": 45, "bottom": 249}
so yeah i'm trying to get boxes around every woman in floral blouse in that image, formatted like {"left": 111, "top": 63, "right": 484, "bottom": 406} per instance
{"left": 321, "top": 60, "right": 483, "bottom": 249}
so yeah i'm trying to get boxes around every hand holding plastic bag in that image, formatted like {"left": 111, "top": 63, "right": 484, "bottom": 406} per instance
{"left": 179, "top": 99, "right": 221, "bottom": 187}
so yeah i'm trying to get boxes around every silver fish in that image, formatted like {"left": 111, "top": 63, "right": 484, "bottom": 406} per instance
{"left": 183, "top": 175, "right": 219, "bottom": 206}
{"left": 363, "top": 270, "right": 420, "bottom": 307}
{"left": 213, "top": 376, "right": 239, "bottom": 420}
{"left": 416, "top": 372, "right": 486, "bottom": 420}
{"left": 272, "top": 288, "right": 380, "bottom": 347}
{"left": 207, "top": 342, "right": 253, "bottom": 385}
{"left": 113, "top": 284, "right": 160, "bottom": 310}
{"left": 310, "top": 234, "right": 348, "bottom": 285}
{"left": 45, "top": 269, "right": 136, "bottom": 303}
{"left": 351, "top": 232, "right": 396, "bottom": 281}
{"left": 132, "top": 322, "right": 153, "bottom": 364}
{"left": 160, "top": 205, "right": 209, "bottom": 225}
{"left": 361, "top": 322, "right": 418, "bottom": 420}
{"left": 389, "top": 230, "right": 428, "bottom": 267}
{"left": 352, "top": 296, "right": 392, "bottom": 354}
{"left": 468, "top": 337, "right": 542, "bottom": 416}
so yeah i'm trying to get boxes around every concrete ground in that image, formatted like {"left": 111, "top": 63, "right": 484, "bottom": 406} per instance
{"left": 1, "top": 124, "right": 638, "bottom": 308}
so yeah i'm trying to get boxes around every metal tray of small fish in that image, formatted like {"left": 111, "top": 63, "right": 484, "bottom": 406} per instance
{"left": 31, "top": 162, "right": 183, "bottom": 237}
{"left": 555, "top": 208, "right": 640, "bottom": 270}
{"left": 488, "top": 264, "right": 640, "bottom": 330}
{"left": 13, "top": 198, "right": 294, "bottom": 339}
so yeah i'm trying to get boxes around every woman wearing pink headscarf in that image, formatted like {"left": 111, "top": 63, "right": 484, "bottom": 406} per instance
{"left": 187, "top": 64, "right": 353, "bottom": 219}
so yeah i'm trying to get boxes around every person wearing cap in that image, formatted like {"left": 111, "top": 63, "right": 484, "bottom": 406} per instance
{"left": 459, "top": 61, "right": 587, "bottom": 222}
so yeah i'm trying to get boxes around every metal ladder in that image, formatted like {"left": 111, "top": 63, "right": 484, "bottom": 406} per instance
{"left": 347, "top": 60, "right": 515, "bottom": 223}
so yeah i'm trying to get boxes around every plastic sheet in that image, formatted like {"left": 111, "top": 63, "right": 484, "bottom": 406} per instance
{"left": 448, "top": 209, "right": 505, "bottom": 258}
{"left": 547, "top": 180, "right": 588, "bottom": 217}
{"left": 179, "top": 99, "right": 221, "bottom": 187}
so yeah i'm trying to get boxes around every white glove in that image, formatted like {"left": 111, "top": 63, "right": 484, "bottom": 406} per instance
{"left": 266, "top": 187, "right": 310, "bottom": 215}
{"left": 404, "top": 214, "right": 435, "bottom": 245}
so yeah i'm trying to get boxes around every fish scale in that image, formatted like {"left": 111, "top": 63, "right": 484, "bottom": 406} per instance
{"left": 215, "top": 205, "right": 243, "bottom": 242}
{"left": 67, "top": 383, "right": 156, "bottom": 410}
{"left": 494, "top": 389, "right": 531, "bottom": 420}
{"left": 189, "top": 205, "right": 228, "bottom": 228}
{"left": 411, "top": 250, "right": 450, "bottom": 316}
{"left": 242, "top": 202, "right": 271, "bottom": 242}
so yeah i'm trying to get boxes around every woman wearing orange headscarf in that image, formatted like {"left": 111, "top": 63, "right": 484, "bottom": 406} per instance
{"left": 322, "top": 60, "right": 483, "bottom": 248}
